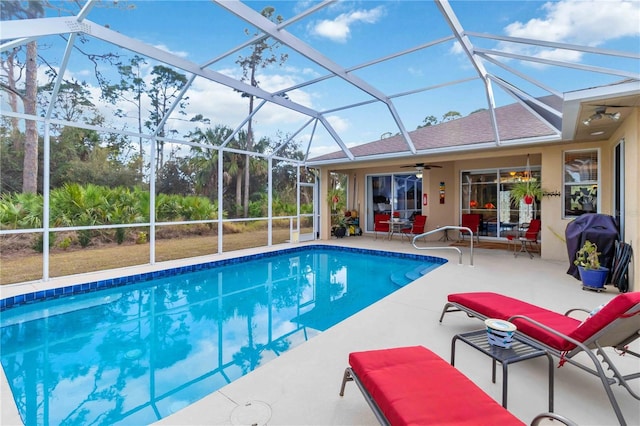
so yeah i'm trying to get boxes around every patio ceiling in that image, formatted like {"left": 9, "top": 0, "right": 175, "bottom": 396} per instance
{"left": 1, "top": 0, "right": 639, "bottom": 166}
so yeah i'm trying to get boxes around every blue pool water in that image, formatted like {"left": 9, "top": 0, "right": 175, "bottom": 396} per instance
{"left": 0, "top": 245, "right": 445, "bottom": 425}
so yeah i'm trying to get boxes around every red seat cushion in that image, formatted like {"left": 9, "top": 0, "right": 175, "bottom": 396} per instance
{"left": 568, "top": 292, "right": 640, "bottom": 346}
{"left": 349, "top": 346, "right": 524, "bottom": 425}
{"left": 447, "top": 292, "right": 580, "bottom": 350}
{"left": 447, "top": 292, "right": 640, "bottom": 352}
{"left": 448, "top": 292, "right": 547, "bottom": 320}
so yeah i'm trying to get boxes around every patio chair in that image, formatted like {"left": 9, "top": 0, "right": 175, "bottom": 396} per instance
{"left": 507, "top": 219, "right": 541, "bottom": 258}
{"left": 401, "top": 214, "right": 427, "bottom": 242}
{"left": 460, "top": 213, "right": 481, "bottom": 243}
{"left": 374, "top": 213, "right": 390, "bottom": 239}
{"left": 339, "top": 345, "right": 577, "bottom": 426}
{"left": 439, "top": 291, "right": 640, "bottom": 425}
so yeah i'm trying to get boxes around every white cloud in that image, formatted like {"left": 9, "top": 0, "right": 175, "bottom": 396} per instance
{"left": 326, "top": 114, "right": 350, "bottom": 133}
{"left": 407, "top": 67, "right": 423, "bottom": 77}
{"left": 184, "top": 78, "right": 248, "bottom": 127}
{"left": 28, "top": 58, "right": 319, "bottom": 154}
{"left": 501, "top": 0, "right": 640, "bottom": 62}
{"left": 310, "top": 6, "right": 385, "bottom": 43}
{"left": 506, "top": 0, "right": 639, "bottom": 44}
{"left": 301, "top": 114, "right": 352, "bottom": 158}
{"left": 153, "top": 44, "right": 189, "bottom": 59}
{"left": 293, "top": 0, "right": 316, "bottom": 15}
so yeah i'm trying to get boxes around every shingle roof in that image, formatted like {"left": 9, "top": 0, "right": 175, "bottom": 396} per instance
{"left": 309, "top": 97, "right": 562, "bottom": 163}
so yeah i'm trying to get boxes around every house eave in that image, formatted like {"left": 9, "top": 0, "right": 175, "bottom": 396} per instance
{"left": 305, "top": 134, "right": 562, "bottom": 168}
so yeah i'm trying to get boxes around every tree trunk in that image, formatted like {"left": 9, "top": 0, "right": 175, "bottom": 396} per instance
{"left": 243, "top": 66, "right": 257, "bottom": 217}
{"left": 2, "top": 50, "right": 22, "bottom": 149}
{"left": 236, "top": 168, "right": 243, "bottom": 216}
{"left": 22, "top": 41, "right": 39, "bottom": 194}
{"left": 244, "top": 100, "right": 254, "bottom": 217}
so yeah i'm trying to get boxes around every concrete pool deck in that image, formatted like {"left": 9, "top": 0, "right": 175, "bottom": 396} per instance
{"left": 1, "top": 237, "right": 638, "bottom": 425}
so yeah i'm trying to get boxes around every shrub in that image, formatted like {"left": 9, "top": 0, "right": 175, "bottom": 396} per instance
{"left": 32, "top": 232, "right": 56, "bottom": 253}
{"left": 136, "top": 231, "right": 147, "bottom": 244}
{"left": 58, "top": 236, "right": 72, "bottom": 250}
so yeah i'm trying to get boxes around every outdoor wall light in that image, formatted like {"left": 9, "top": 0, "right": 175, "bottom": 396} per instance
{"left": 582, "top": 107, "right": 621, "bottom": 126}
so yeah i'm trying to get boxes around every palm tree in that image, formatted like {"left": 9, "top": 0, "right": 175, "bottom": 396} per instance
{"left": 236, "top": 6, "right": 288, "bottom": 216}
{"left": 190, "top": 125, "right": 231, "bottom": 201}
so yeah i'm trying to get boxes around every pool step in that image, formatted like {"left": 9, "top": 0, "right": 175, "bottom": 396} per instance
{"left": 390, "top": 264, "right": 434, "bottom": 287}
{"left": 389, "top": 272, "right": 410, "bottom": 287}
{"left": 405, "top": 271, "right": 421, "bottom": 281}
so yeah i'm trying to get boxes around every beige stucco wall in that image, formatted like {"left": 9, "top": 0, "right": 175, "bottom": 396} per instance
{"left": 609, "top": 108, "right": 638, "bottom": 291}
{"left": 319, "top": 109, "right": 638, "bottom": 290}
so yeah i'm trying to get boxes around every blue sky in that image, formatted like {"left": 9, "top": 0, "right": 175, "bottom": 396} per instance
{"left": 12, "top": 1, "right": 640, "bottom": 158}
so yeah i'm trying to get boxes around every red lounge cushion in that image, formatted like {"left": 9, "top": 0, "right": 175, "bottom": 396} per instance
{"left": 447, "top": 292, "right": 580, "bottom": 350}
{"left": 448, "top": 292, "right": 546, "bottom": 320}
{"left": 569, "top": 292, "right": 640, "bottom": 345}
{"left": 349, "top": 346, "right": 524, "bottom": 426}
{"left": 447, "top": 292, "right": 640, "bottom": 352}
{"left": 448, "top": 292, "right": 581, "bottom": 351}
{"left": 511, "top": 313, "right": 580, "bottom": 351}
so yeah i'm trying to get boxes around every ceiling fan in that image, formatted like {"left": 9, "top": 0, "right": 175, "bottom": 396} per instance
{"left": 400, "top": 163, "right": 441, "bottom": 179}
{"left": 582, "top": 106, "right": 622, "bottom": 126}
{"left": 400, "top": 162, "right": 442, "bottom": 170}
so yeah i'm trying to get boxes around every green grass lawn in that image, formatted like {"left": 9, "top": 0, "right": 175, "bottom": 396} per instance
{"left": 0, "top": 227, "right": 309, "bottom": 285}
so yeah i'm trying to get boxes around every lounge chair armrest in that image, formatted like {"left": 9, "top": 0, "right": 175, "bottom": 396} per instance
{"left": 507, "top": 314, "right": 617, "bottom": 385}
{"left": 565, "top": 307, "right": 591, "bottom": 319}
{"left": 530, "top": 412, "right": 578, "bottom": 426}
{"left": 507, "top": 314, "right": 588, "bottom": 353}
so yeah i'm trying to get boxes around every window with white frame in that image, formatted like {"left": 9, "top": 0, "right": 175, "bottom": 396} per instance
{"left": 564, "top": 149, "right": 599, "bottom": 218}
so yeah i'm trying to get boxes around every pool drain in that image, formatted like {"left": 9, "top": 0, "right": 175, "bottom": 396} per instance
{"left": 124, "top": 348, "right": 143, "bottom": 360}
{"left": 230, "top": 400, "right": 272, "bottom": 426}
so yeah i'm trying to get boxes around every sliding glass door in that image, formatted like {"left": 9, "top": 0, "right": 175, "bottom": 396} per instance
{"left": 366, "top": 173, "right": 422, "bottom": 232}
{"left": 461, "top": 168, "right": 541, "bottom": 238}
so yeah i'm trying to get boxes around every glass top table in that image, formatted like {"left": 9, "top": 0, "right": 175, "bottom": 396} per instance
{"left": 451, "top": 329, "right": 554, "bottom": 412}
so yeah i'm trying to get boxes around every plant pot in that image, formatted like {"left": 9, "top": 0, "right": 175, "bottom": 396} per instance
{"left": 523, "top": 195, "right": 534, "bottom": 205}
{"left": 578, "top": 266, "right": 609, "bottom": 289}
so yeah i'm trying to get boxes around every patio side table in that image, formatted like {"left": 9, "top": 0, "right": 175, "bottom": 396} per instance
{"left": 437, "top": 226, "right": 452, "bottom": 241}
{"left": 451, "top": 329, "right": 554, "bottom": 412}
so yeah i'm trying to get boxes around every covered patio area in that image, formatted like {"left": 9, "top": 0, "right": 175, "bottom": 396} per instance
{"left": 2, "top": 237, "right": 637, "bottom": 425}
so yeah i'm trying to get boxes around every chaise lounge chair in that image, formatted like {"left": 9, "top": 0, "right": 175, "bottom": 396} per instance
{"left": 339, "top": 345, "right": 576, "bottom": 426}
{"left": 439, "top": 291, "right": 640, "bottom": 425}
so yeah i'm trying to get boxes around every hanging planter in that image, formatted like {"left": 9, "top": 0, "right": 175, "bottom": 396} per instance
{"left": 510, "top": 181, "right": 542, "bottom": 205}
{"left": 327, "top": 188, "right": 345, "bottom": 213}
{"left": 509, "top": 154, "right": 542, "bottom": 206}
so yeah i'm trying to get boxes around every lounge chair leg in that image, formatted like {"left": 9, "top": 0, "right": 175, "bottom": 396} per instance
{"left": 439, "top": 302, "right": 457, "bottom": 322}
{"left": 339, "top": 367, "right": 353, "bottom": 396}
{"left": 594, "top": 343, "right": 638, "bottom": 425}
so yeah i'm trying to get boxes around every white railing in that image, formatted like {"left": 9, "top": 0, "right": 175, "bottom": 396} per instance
{"left": 411, "top": 226, "right": 474, "bottom": 266}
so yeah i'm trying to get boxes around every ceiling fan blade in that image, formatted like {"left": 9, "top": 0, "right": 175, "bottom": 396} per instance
{"left": 399, "top": 163, "right": 442, "bottom": 169}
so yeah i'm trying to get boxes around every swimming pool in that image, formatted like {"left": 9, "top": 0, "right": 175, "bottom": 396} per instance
{"left": 0, "top": 245, "right": 446, "bottom": 425}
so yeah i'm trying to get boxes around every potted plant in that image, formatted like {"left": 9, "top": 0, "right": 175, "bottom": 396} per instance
{"left": 327, "top": 188, "right": 347, "bottom": 237}
{"left": 332, "top": 213, "right": 348, "bottom": 238}
{"left": 574, "top": 240, "right": 609, "bottom": 290}
{"left": 509, "top": 181, "right": 543, "bottom": 205}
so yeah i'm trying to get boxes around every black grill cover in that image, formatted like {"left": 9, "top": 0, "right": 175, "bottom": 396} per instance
{"left": 565, "top": 213, "right": 619, "bottom": 280}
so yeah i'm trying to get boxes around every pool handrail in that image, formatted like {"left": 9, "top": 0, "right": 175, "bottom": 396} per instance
{"left": 411, "top": 226, "right": 474, "bottom": 266}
